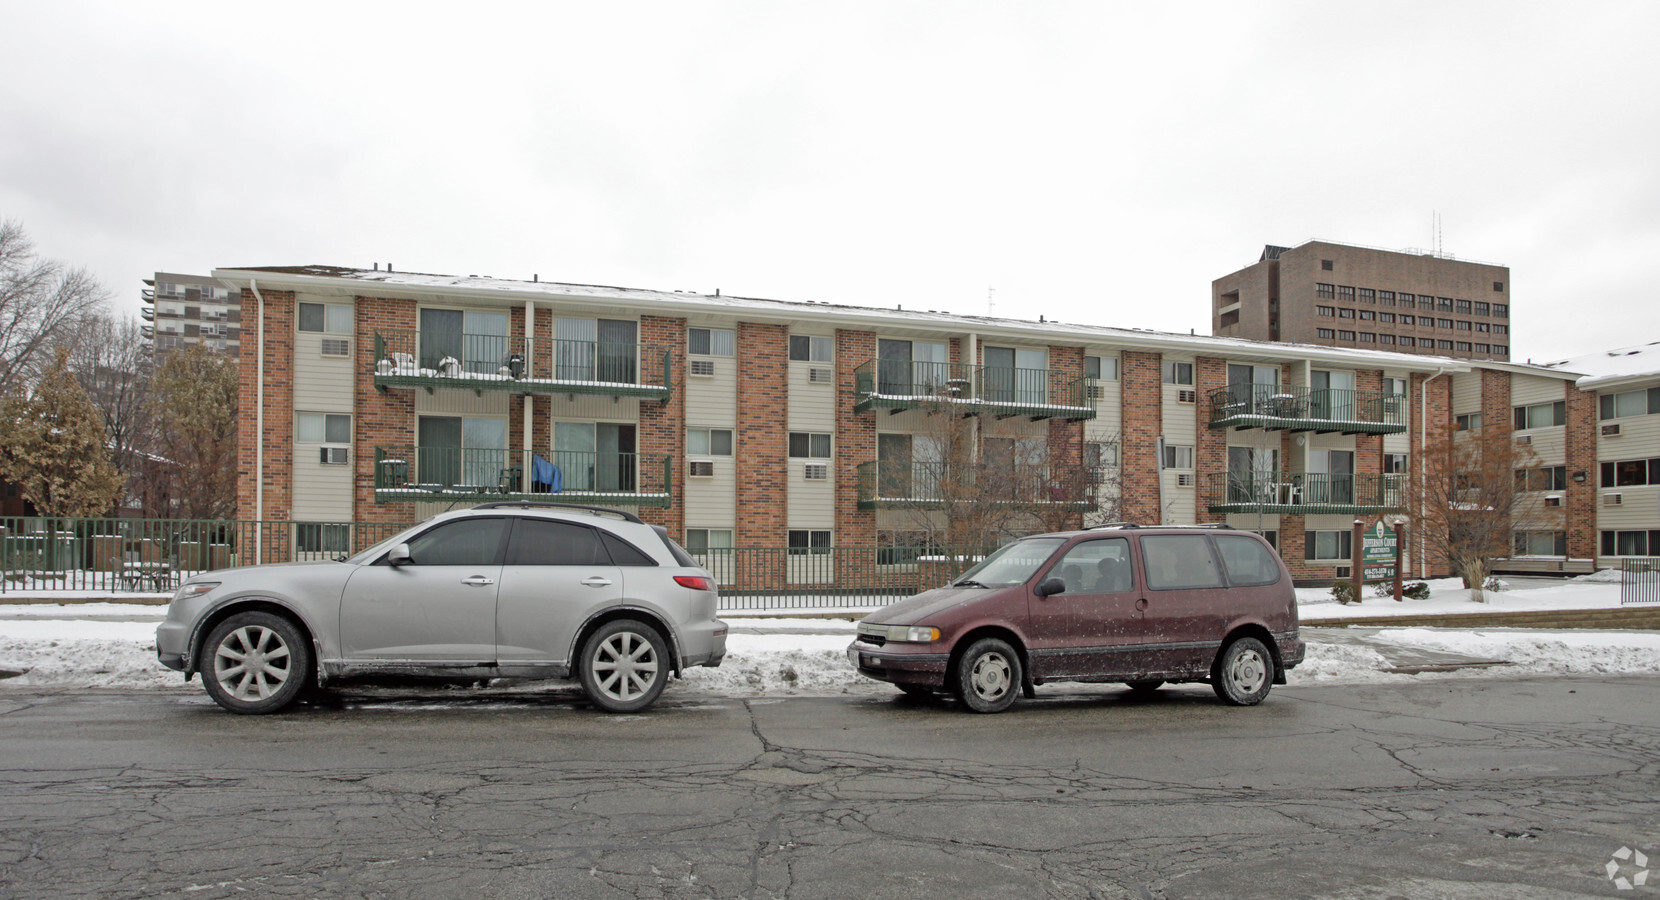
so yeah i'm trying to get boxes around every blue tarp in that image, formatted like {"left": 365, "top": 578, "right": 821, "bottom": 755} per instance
{"left": 532, "top": 454, "right": 562, "bottom": 493}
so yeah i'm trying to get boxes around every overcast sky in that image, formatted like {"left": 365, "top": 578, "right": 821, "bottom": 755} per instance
{"left": 2, "top": 1, "right": 1655, "bottom": 364}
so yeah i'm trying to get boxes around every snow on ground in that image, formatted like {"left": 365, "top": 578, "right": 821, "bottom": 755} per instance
{"left": 1294, "top": 576, "right": 1625, "bottom": 618}
{"left": 3, "top": 592, "right": 1659, "bottom": 697}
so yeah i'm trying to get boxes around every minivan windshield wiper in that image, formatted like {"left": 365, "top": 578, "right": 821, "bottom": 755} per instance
{"left": 953, "top": 579, "right": 989, "bottom": 588}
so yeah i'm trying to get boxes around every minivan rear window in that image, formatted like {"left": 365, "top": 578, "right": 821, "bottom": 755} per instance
{"left": 1214, "top": 534, "right": 1281, "bottom": 587}
{"left": 1140, "top": 535, "right": 1225, "bottom": 591}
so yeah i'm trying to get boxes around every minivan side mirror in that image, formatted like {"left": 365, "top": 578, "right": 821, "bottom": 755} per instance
{"left": 1036, "top": 577, "right": 1066, "bottom": 598}
{"left": 387, "top": 543, "right": 412, "bottom": 567}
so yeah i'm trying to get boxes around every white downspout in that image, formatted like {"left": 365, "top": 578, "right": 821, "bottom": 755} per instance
{"left": 250, "top": 278, "right": 266, "bottom": 564}
{"left": 1417, "top": 366, "right": 1450, "bottom": 578}
{"left": 523, "top": 300, "right": 535, "bottom": 471}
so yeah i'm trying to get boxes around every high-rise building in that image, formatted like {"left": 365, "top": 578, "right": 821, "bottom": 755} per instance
{"left": 1211, "top": 240, "right": 1511, "bottom": 362}
{"left": 140, "top": 273, "right": 242, "bottom": 357}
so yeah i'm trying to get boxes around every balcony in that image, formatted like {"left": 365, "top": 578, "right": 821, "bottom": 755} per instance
{"left": 1207, "top": 385, "right": 1406, "bottom": 435}
{"left": 139, "top": 307, "right": 155, "bottom": 321}
{"left": 853, "top": 360, "right": 1095, "bottom": 420}
{"left": 855, "top": 460, "right": 1100, "bottom": 510}
{"left": 372, "top": 330, "right": 671, "bottom": 402}
{"left": 140, "top": 288, "right": 155, "bottom": 303}
{"left": 373, "top": 446, "right": 672, "bottom": 507}
{"left": 1204, "top": 472, "right": 1404, "bottom": 515}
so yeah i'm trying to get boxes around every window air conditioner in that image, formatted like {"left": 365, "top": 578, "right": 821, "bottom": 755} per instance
{"left": 1604, "top": 493, "right": 1623, "bottom": 507}
{"left": 690, "top": 359, "right": 716, "bottom": 377}
{"left": 319, "top": 447, "right": 350, "bottom": 465}
{"left": 1177, "top": 389, "right": 1197, "bottom": 403}
{"left": 808, "top": 367, "right": 833, "bottom": 384}
{"left": 688, "top": 460, "right": 715, "bottom": 477}
{"left": 1335, "top": 566, "right": 1351, "bottom": 578}
{"left": 1544, "top": 495, "right": 1562, "bottom": 508}
{"left": 804, "top": 463, "right": 829, "bottom": 480}
{"left": 1602, "top": 423, "right": 1622, "bottom": 436}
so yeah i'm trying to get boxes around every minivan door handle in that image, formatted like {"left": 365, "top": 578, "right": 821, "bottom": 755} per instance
{"left": 580, "top": 576, "right": 614, "bottom": 588}
{"left": 462, "top": 575, "right": 496, "bottom": 586}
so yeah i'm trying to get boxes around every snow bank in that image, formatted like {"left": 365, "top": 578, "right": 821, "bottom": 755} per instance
{"left": 1296, "top": 578, "right": 1624, "bottom": 618}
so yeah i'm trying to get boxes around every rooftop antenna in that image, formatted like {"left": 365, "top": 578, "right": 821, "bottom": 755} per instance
{"left": 987, "top": 286, "right": 995, "bottom": 316}
{"left": 1434, "top": 211, "right": 1443, "bottom": 258}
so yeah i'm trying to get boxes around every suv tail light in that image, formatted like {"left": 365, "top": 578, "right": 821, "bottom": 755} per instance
{"left": 674, "top": 575, "right": 714, "bottom": 591}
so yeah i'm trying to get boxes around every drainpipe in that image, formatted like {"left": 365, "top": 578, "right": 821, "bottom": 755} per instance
{"left": 250, "top": 278, "right": 267, "bottom": 564}
{"left": 523, "top": 300, "right": 535, "bottom": 473}
{"left": 1417, "top": 366, "right": 1450, "bottom": 578}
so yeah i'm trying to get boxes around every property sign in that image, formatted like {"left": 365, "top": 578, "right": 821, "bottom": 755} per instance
{"left": 1361, "top": 521, "right": 1397, "bottom": 582}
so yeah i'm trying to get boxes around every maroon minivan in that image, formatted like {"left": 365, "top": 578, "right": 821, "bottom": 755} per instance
{"left": 846, "top": 525, "right": 1304, "bottom": 713}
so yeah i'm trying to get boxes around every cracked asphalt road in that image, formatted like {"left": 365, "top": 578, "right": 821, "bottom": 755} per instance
{"left": 0, "top": 677, "right": 1655, "bottom": 899}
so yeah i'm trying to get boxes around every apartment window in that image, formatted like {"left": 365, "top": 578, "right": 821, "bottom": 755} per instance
{"left": 1316, "top": 305, "right": 1336, "bottom": 317}
{"left": 1494, "top": 345, "right": 1508, "bottom": 355}
{"left": 1358, "top": 310, "right": 1375, "bottom": 321}
{"left": 1455, "top": 413, "right": 1482, "bottom": 431}
{"left": 1399, "top": 336, "right": 1415, "bottom": 347}
{"left": 1321, "top": 259, "right": 1334, "bottom": 271}
{"left": 1602, "top": 530, "right": 1660, "bottom": 557}
{"left": 298, "top": 302, "right": 352, "bottom": 334}
{"left": 788, "top": 432, "right": 832, "bottom": 458}
{"left": 1358, "top": 288, "right": 1375, "bottom": 303}
{"left": 1339, "top": 330, "right": 1356, "bottom": 341}
{"left": 1436, "top": 318, "right": 1453, "bottom": 329}
{"left": 1163, "top": 361, "right": 1193, "bottom": 385}
{"left": 1456, "top": 321, "right": 1473, "bottom": 332}
{"left": 1600, "top": 387, "right": 1660, "bottom": 420}
{"left": 1316, "top": 283, "right": 1335, "bottom": 298}
{"left": 1379, "top": 291, "right": 1396, "bottom": 306}
{"left": 1515, "top": 465, "right": 1567, "bottom": 492}
{"left": 1514, "top": 400, "right": 1567, "bottom": 430}
{"left": 1436, "top": 340, "right": 1453, "bottom": 350}
{"left": 1400, "top": 314, "right": 1415, "bottom": 326}
{"left": 1385, "top": 453, "right": 1409, "bottom": 474}
{"left": 789, "top": 335, "right": 832, "bottom": 362}
{"left": 1338, "top": 308, "right": 1355, "bottom": 319}
{"left": 1316, "top": 328, "right": 1336, "bottom": 339}
{"left": 1380, "top": 334, "right": 1396, "bottom": 345}
{"left": 1085, "top": 355, "right": 1119, "bottom": 380}
{"left": 1494, "top": 282, "right": 1505, "bottom": 292}
{"left": 1304, "top": 531, "right": 1353, "bottom": 561}
{"left": 1476, "top": 322, "right": 1490, "bottom": 333}
{"left": 1397, "top": 292, "right": 1413, "bottom": 306}
{"left": 1493, "top": 303, "right": 1509, "bottom": 317}
{"left": 1085, "top": 441, "right": 1119, "bottom": 469}
{"left": 1475, "top": 343, "right": 1490, "bottom": 353}
{"left": 296, "top": 523, "right": 350, "bottom": 554}
{"left": 1359, "top": 333, "right": 1376, "bottom": 343}
{"left": 1337, "top": 286, "right": 1355, "bottom": 301}
{"left": 1455, "top": 299, "right": 1471, "bottom": 314}
{"left": 1418, "top": 297, "right": 1436, "bottom": 310}
{"left": 1456, "top": 342, "right": 1472, "bottom": 353}
{"left": 1473, "top": 301, "right": 1490, "bottom": 316}
{"left": 297, "top": 412, "right": 351, "bottom": 444}
{"left": 688, "top": 327, "right": 735, "bottom": 356}
{"left": 687, "top": 427, "right": 734, "bottom": 456}
{"left": 1378, "top": 312, "right": 1394, "bottom": 324}
{"left": 788, "top": 530, "right": 831, "bottom": 555}
{"left": 1385, "top": 377, "right": 1408, "bottom": 395}
{"left": 1600, "top": 458, "right": 1660, "bottom": 487}
{"left": 1514, "top": 531, "right": 1567, "bottom": 557}
{"left": 1436, "top": 297, "right": 1453, "bottom": 312}
{"left": 684, "top": 528, "right": 733, "bottom": 556}
{"left": 1162, "top": 445, "right": 1194, "bottom": 469}
{"left": 1493, "top": 324, "right": 1508, "bottom": 335}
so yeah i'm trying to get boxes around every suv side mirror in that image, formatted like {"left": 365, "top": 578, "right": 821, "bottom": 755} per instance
{"left": 1036, "top": 577, "right": 1066, "bottom": 598}
{"left": 387, "top": 543, "right": 412, "bottom": 567}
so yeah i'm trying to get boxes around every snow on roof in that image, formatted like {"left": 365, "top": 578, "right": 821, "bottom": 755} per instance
{"left": 1541, "top": 342, "right": 1660, "bottom": 389}
{"left": 217, "top": 264, "right": 1473, "bottom": 372}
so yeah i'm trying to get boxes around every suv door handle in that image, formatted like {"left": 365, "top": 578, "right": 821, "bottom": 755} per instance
{"left": 581, "top": 576, "right": 613, "bottom": 588}
{"left": 461, "top": 575, "right": 496, "bottom": 586}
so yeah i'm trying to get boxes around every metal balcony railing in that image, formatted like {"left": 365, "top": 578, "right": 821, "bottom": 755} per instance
{"left": 374, "top": 446, "right": 672, "bottom": 507}
{"left": 853, "top": 359, "right": 1095, "bottom": 420}
{"left": 371, "top": 330, "right": 671, "bottom": 401}
{"left": 1207, "top": 384, "right": 1407, "bottom": 434}
{"left": 1204, "top": 472, "right": 1405, "bottom": 514}
{"left": 855, "top": 460, "right": 1100, "bottom": 510}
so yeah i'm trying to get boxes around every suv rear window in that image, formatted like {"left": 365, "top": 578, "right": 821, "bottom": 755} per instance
{"left": 1140, "top": 535, "right": 1225, "bottom": 590}
{"left": 655, "top": 526, "right": 699, "bottom": 567}
{"left": 1213, "top": 534, "right": 1281, "bottom": 587}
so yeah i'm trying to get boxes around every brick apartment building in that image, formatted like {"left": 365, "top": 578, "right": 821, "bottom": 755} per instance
{"left": 141, "top": 273, "right": 243, "bottom": 357}
{"left": 209, "top": 264, "right": 1648, "bottom": 585}
{"left": 1212, "top": 240, "right": 1512, "bottom": 362}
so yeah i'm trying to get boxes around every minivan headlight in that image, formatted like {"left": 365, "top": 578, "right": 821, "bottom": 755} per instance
{"left": 866, "top": 625, "right": 939, "bottom": 643}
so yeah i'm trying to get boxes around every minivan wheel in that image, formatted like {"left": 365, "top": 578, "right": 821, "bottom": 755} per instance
{"left": 579, "top": 619, "right": 670, "bottom": 713}
{"left": 200, "top": 612, "right": 311, "bottom": 715}
{"left": 1212, "top": 637, "right": 1274, "bottom": 706}
{"left": 954, "top": 638, "right": 1022, "bottom": 714}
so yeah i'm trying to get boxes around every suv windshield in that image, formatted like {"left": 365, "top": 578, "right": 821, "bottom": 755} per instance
{"left": 953, "top": 538, "right": 1065, "bottom": 587}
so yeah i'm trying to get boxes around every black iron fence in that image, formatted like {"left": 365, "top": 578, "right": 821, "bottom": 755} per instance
{"left": 1620, "top": 558, "right": 1660, "bottom": 605}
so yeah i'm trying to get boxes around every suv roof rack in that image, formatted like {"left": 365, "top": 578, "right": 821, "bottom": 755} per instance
{"left": 470, "top": 501, "right": 643, "bottom": 524}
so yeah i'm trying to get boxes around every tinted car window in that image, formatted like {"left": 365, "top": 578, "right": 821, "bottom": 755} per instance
{"left": 1049, "top": 538, "right": 1133, "bottom": 593}
{"left": 405, "top": 518, "right": 508, "bottom": 566}
{"left": 1214, "top": 534, "right": 1281, "bottom": 587}
{"left": 505, "top": 520, "right": 609, "bottom": 566}
{"left": 1140, "top": 535, "right": 1224, "bottom": 590}
{"left": 600, "top": 531, "right": 657, "bottom": 566}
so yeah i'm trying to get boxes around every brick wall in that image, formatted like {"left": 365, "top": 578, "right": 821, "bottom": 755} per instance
{"left": 1354, "top": 368, "right": 1384, "bottom": 477}
{"left": 353, "top": 296, "right": 418, "bottom": 523}
{"left": 1046, "top": 345, "right": 1086, "bottom": 530}
{"left": 1195, "top": 356, "right": 1227, "bottom": 516}
{"left": 234, "top": 288, "right": 295, "bottom": 561}
{"left": 1409, "top": 371, "right": 1455, "bottom": 578}
{"left": 836, "top": 329, "right": 877, "bottom": 547}
{"left": 1565, "top": 383, "right": 1598, "bottom": 562}
{"left": 1120, "top": 350, "right": 1163, "bottom": 523}
{"left": 736, "top": 322, "right": 788, "bottom": 548}
{"left": 638, "top": 315, "right": 686, "bottom": 537}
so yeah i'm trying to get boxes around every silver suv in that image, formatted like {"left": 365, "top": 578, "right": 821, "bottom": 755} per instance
{"left": 156, "top": 503, "right": 726, "bottom": 714}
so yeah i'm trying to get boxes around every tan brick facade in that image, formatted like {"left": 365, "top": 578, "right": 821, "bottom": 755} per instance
{"left": 353, "top": 296, "right": 417, "bottom": 524}
{"left": 639, "top": 315, "right": 687, "bottom": 537}
{"left": 1120, "top": 350, "right": 1163, "bottom": 523}
{"left": 235, "top": 287, "right": 295, "bottom": 563}
{"left": 735, "top": 322, "right": 789, "bottom": 547}
{"left": 1565, "top": 384, "right": 1598, "bottom": 562}
{"left": 835, "top": 329, "right": 877, "bottom": 547}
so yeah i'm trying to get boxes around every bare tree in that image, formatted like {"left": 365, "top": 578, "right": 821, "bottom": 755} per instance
{"left": 149, "top": 343, "right": 238, "bottom": 519}
{"left": 1412, "top": 426, "right": 1541, "bottom": 601}
{"left": 62, "top": 312, "right": 156, "bottom": 510}
{"left": 0, "top": 219, "right": 110, "bottom": 399}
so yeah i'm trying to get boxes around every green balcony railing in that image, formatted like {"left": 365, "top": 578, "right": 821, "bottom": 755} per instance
{"left": 374, "top": 446, "right": 672, "bottom": 507}
{"left": 1207, "top": 384, "right": 1407, "bottom": 434}
{"left": 855, "top": 460, "right": 1101, "bottom": 510}
{"left": 853, "top": 359, "right": 1096, "bottom": 420}
{"left": 1204, "top": 472, "right": 1405, "bottom": 514}
{"left": 372, "top": 330, "right": 671, "bottom": 401}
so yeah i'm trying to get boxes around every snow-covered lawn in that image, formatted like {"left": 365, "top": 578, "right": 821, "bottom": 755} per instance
{"left": 2, "top": 572, "right": 1657, "bottom": 698}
